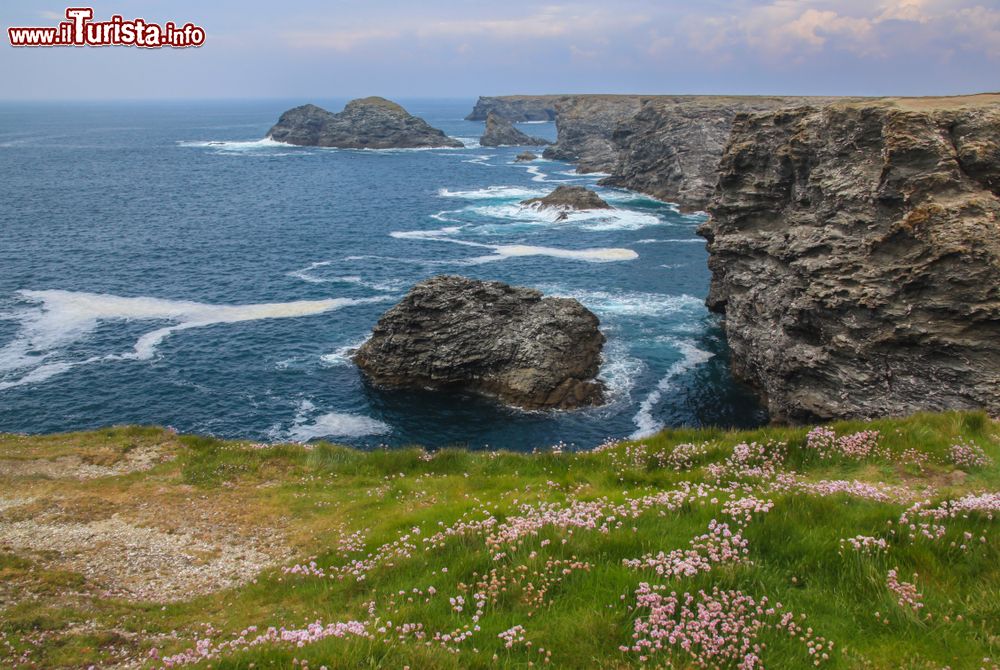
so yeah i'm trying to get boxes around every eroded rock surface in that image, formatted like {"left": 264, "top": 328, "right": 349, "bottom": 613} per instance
{"left": 521, "top": 186, "right": 612, "bottom": 220}
{"left": 466, "top": 96, "right": 561, "bottom": 121}
{"left": 480, "top": 112, "right": 549, "bottom": 147}
{"left": 354, "top": 276, "right": 606, "bottom": 409}
{"left": 700, "top": 95, "right": 1000, "bottom": 422}
{"left": 267, "top": 97, "right": 463, "bottom": 149}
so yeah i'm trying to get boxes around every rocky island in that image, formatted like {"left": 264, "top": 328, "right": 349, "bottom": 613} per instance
{"left": 521, "top": 185, "right": 612, "bottom": 220}
{"left": 701, "top": 94, "right": 1000, "bottom": 422}
{"left": 479, "top": 112, "right": 549, "bottom": 147}
{"left": 267, "top": 96, "right": 463, "bottom": 149}
{"left": 354, "top": 276, "right": 606, "bottom": 410}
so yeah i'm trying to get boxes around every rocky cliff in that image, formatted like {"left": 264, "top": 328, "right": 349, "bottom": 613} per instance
{"left": 542, "top": 96, "right": 647, "bottom": 172}
{"left": 466, "top": 96, "right": 562, "bottom": 121}
{"left": 700, "top": 94, "right": 1000, "bottom": 422}
{"left": 479, "top": 112, "right": 550, "bottom": 147}
{"left": 354, "top": 276, "right": 606, "bottom": 410}
{"left": 267, "top": 97, "right": 463, "bottom": 149}
{"left": 599, "top": 96, "right": 842, "bottom": 211}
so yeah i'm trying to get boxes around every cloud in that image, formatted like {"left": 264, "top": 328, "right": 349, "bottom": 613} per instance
{"left": 284, "top": 5, "right": 649, "bottom": 51}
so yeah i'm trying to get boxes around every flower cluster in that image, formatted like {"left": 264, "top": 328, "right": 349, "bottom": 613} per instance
{"left": 948, "top": 440, "right": 993, "bottom": 469}
{"left": 663, "top": 442, "right": 711, "bottom": 471}
{"left": 159, "top": 620, "right": 371, "bottom": 667}
{"left": 805, "top": 428, "right": 882, "bottom": 460}
{"left": 886, "top": 569, "right": 924, "bottom": 613}
{"left": 623, "top": 584, "right": 832, "bottom": 668}
{"left": 622, "top": 520, "right": 749, "bottom": 578}
{"left": 706, "top": 441, "right": 787, "bottom": 481}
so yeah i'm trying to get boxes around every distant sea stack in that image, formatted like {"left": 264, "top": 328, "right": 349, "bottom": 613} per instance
{"left": 354, "top": 276, "right": 606, "bottom": 410}
{"left": 267, "top": 97, "right": 463, "bottom": 149}
{"left": 700, "top": 94, "right": 1000, "bottom": 422}
{"left": 479, "top": 112, "right": 550, "bottom": 147}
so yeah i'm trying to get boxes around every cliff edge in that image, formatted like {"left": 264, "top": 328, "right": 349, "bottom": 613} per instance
{"left": 700, "top": 94, "right": 1000, "bottom": 422}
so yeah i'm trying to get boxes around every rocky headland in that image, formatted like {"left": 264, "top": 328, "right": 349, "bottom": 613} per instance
{"left": 701, "top": 94, "right": 1000, "bottom": 422}
{"left": 353, "top": 276, "right": 606, "bottom": 410}
{"left": 479, "top": 112, "right": 550, "bottom": 147}
{"left": 466, "top": 95, "right": 562, "bottom": 122}
{"left": 521, "top": 186, "right": 612, "bottom": 220}
{"left": 267, "top": 97, "right": 463, "bottom": 149}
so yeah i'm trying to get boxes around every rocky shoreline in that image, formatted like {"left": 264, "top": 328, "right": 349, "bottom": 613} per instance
{"left": 474, "top": 92, "right": 1000, "bottom": 423}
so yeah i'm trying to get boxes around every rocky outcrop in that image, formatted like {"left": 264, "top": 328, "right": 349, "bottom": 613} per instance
{"left": 267, "top": 97, "right": 463, "bottom": 149}
{"left": 542, "top": 96, "right": 647, "bottom": 172}
{"left": 466, "top": 96, "right": 562, "bottom": 122}
{"left": 354, "top": 276, "right": 606, "bottom": 410}
{"left": 599, "top": 96, "right": 844, "bottom": 211}
{"left": 700, "top": 94, "right": 1000, "bottom": 422}
{"left": 521, "top": 186, "right": 612, "bottom": 220}
{"left": 480, "top": 112, "right": 549, "bottom": 147}
{"left": 515, "top": 151, "right": 538, "bottom": 162}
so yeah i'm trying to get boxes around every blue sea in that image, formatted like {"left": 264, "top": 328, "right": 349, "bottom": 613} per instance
{"left": 0, "top": 99, "right": 766, "bottom": 449}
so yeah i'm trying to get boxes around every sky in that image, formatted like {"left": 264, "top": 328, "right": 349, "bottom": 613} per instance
{"left": 1, "top": 0, "right": 998, "bottom": 100}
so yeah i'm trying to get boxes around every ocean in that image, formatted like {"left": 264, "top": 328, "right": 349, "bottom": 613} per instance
{"left": 0, "top": 99, "right": 766, "bottom": 449}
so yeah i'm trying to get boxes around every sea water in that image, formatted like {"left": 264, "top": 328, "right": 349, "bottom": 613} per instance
{"left": 0, "top": 99, "right": 766, "bottom": 449}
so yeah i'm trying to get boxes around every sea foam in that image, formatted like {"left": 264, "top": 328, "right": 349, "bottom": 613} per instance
{"left": 631, "top": 340, "right": 715, "bottom": 439}
{"left": 0, "top": 290, "right": 386, "bottom": 391}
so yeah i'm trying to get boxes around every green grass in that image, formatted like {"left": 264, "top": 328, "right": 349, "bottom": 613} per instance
{"left": 0, "top": 411, "right": 998, "bottom": 669}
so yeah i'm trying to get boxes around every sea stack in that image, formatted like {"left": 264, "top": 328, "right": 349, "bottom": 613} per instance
{"left": 354, "top": 276, "right": 606, "bottom": 410}
{"left": 479, "top": 112, "right": 550, "bottom": 147}
{"left": 266, "top": 97, "right": 464, "bottom": 149}
{"left": 521, "top": 185, "right": 613, "bottom": 220}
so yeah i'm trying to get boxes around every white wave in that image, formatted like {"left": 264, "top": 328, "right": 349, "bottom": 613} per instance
{"left": 539, "top": 287, "right": 703, "bottom": 318}
{"left": 525, "top": 165, "right": 579, "bottom": 183}
{"left": 177, "top": 138, "right": 288, "bottom": 153}
{"left": 286, "top": 262, "right": 405, "bottom": 291}
{"left": 464, "top": 203, "right": 664, "bottom": 232}
{"left": 438, "top": 186, "right": 548, "bottom": 200}
{"left": 320, "top": 337, "right": 369, "bottom": 367}
{"left": 630, "top": 340, "right": 715, "bottom": 439}
{"left": 633, "top": 238, "right": 705, "bottom": 244}
{"left": 598, "top": 338, "right": 646, "bottom": 403}
{"left": 455, "top": 138, "right": 482, "bottom": 149}
{"left": 287, "top": 409, "right": 391, "bottom": 441}
{"left": 477, "top": 245, "right": 638, "bottom": 263}
{"left": 0, "top": 290, "right": 387, "bottom": 391}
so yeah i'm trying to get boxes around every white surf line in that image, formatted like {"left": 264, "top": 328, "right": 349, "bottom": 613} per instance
{"left": 389, "top": 228, "right": 638, "bottom": 263}
{"left": 630, "top": 340, "right": 715, "bottom": 439}
{"left": 0, "top": 290, "right": 390, "bottom": 391}
{"left": 284, "top": 399, "right": 391, "bottom": 441}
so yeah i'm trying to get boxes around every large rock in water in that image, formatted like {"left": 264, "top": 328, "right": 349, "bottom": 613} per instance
{"left": 353, "top": 276, "right": 606, "bottom": 410}
{"left": 521, "top": 186, "right": 612, "bottom": 220}
{"left": 480, "top": 112, "right": 549, "bottom": 147}
{"left": 267, "top": 97, "right": 463, "bottom": 149}
{"left": 700, "top": 94, "right": 1000, "bottom": 422}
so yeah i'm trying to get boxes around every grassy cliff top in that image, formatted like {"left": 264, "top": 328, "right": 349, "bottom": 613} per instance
{"left": 1, "top": 411, "right": 998, "bottom": 668}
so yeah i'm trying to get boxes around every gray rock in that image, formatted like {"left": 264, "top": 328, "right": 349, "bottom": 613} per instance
{"left": 354, "top": 276, "right": 606, "bottom": 410}
{"left": 515, "top": 151, "right": 538, "bottom": 162}
{"left": 543, "top": 96, "right": 646, "bottom": 172}
{"left": 480, "top": 112, "right": 550, "bottom": 147}
{"left": 521, "top": 186, "right": 612, "bottom": 221}
{"left": 466, "top": 96, "right": 561, "bottom": 122}
{"left": 267, "top": 97, "right": 463, "bottom": 149}
{"left": 599, "top": 96, "right": 847, "bottom": 211}
{"left": 700, "top": 95, "right": 1000, "bottom": 422}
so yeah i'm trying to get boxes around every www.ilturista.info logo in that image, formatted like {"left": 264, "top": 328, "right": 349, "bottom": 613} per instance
{"left": 7, "top": 8, "right": 205, "bottom": 48}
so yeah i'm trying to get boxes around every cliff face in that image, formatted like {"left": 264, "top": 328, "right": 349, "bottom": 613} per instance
{"left": 542, "top": 96, "right": 646, "bottom": 172}
{"left": 700, "top": 95, "right": 1000, "bottom": 422}
{"left": 479, "top": 112, "right": 550, "bottom": 147}
{"left": 465, "top": 96, "right": 562, "bottom": 122}
{"left": 600, "top": 97, "right": 841, "bottom": 211}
